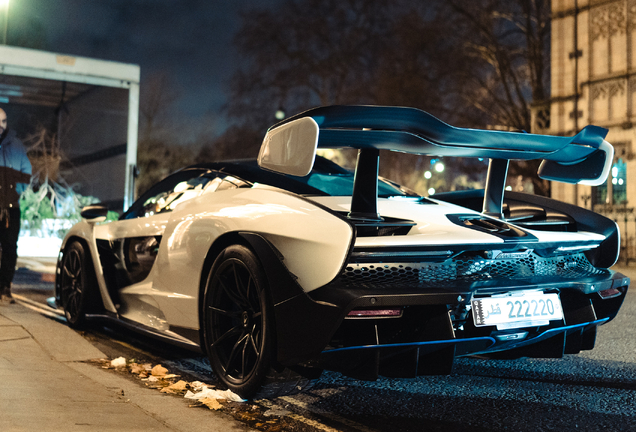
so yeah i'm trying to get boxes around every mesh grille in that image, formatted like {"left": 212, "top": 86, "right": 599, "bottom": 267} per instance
{"left": 337, "top": 253, "right": 607, "bottom": 289}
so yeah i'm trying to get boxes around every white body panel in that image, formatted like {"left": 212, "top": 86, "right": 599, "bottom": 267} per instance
{"left": 61, "top": 185, "right": 606, "bottom": 336}
{"left": 63, "top": 187, "right": 353, "bottom": 331}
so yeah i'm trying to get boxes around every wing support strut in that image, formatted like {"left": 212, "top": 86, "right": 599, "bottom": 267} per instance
{"left": 482, "top": 158, "right": 509, "bottom": 219}
{"left": 349, "top": 148, "right": 382, "bottom": 221}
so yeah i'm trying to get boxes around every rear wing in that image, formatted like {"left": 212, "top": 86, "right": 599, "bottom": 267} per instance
{"left": 258, "top": 105, "right": 613, "bottom": 220}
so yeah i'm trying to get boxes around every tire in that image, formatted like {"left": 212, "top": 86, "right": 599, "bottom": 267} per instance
{"left": 203, "top": 245, "right": 274, "bottom": 399}
{"left": 60, "top": 241, "right": 95, "bottom": 328}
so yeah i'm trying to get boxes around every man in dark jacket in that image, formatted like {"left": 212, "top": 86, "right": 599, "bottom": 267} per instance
{"left": 0, "top": 108, "right": 32, "bottom": 303}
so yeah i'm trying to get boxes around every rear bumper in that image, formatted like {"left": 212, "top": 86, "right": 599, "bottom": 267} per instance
{"left": 242, "top": 231, "right": 629, "bottom": 376}
{"left": 274, "top": 270, "right": 629, "bottom": 377}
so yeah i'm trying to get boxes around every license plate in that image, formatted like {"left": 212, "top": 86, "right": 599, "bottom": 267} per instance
{"left": 472, "top": 292, "right": 563, "bottom": 330}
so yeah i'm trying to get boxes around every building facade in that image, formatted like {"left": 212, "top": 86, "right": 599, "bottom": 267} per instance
{"left": 544, "top": 0, "right": 635, "bottom": 212}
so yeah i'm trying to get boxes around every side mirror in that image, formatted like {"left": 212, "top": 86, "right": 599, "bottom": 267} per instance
{"left": 258, "top": 117, "right": 319, "bottom": 177}
{"left": 81, "top": 205, "right": 108, "bottom": 223}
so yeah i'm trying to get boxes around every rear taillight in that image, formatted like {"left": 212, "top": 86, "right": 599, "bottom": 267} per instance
{"left": 599, "top": 288, "right": 622, "bottom": 299}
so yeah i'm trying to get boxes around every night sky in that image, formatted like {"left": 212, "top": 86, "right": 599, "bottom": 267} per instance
{"left": 7, "top": 0, "right": 278, "bottom": 122}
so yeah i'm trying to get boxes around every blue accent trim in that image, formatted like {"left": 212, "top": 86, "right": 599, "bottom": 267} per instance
{"left": 539, "top": 317, "right": 608, "bottom": 334}
{"left": 322, "top": 336, "right": 496, "bottom": 354}
{"left": 485, "top": 318, "right": 610, "bottom": 353}
{"left": 320, "top": 318, "right": 610, "bottom": 356}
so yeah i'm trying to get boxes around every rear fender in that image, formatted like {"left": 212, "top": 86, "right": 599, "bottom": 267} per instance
{"left": 238, "top": 232, "right": 343, "bottom": 364}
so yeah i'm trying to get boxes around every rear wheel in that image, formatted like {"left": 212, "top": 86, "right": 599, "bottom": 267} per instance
{"left": 60, "top": 242, "right": 94, "bottom": 328}
{"left": 203, "top": 245, "right": 273, "bottom": 399}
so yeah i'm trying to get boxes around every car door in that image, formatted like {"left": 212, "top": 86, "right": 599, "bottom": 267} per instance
{"left": 92, "top": 168, "right": 215, "bottom": 325}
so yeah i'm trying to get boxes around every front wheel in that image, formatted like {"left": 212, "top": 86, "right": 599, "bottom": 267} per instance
{"left": 59, "top": 241, "right": 95, "bottom": 328}
{"left": 203, "top": 245, "right": 273, "bottom": 399}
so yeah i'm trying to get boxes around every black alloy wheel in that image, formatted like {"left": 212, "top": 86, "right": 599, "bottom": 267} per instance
{"left": 204, "top": 245, "right": 273, "bottom": 399}
{"left": 60, "top": 241, "right": 93, "bottom": 328}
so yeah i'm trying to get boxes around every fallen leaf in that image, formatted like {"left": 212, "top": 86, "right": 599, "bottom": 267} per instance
{"left": 151, "top": 364, "right": 168, "bottom": 377}
{"left": 160, "top": 380, "right": 188, "bottom": 394}
{"left": 200, "top": 397, "right": 223, "bottom": 410}
{"left": 129, "top": 363, "right": 145, "bottom": 374}
{"left": 170, "top": 380, "right": 188, "bottom": 390}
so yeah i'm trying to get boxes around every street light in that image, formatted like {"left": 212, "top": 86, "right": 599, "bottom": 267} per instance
{"left": 0, "top": 0, "right": 8, "bottom": 45}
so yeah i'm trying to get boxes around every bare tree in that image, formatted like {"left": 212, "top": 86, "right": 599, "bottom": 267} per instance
{"left": 445, "top": 0, "right": 550, "bottom": 132}
{"left": 139, "top": 72, "right": 182, "bottom": 141}
{"left": 196, "top": 126, "right": 264, "bottom": 163}
{"left": 228, "top": 0, "right": 399, "bottom": 129}
{"left": 438, "top": 0, "right": 551, "bottom": 195}
{"left": 224, "top": 0, "right": 551, "bottom": 195}
{"left": 136, "top": 72, "right": 196, "bottom": 195}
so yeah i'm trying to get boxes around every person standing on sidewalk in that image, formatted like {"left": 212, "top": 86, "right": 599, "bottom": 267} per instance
{"left": 0, "top": 108, "right": 32, "bottom": 303}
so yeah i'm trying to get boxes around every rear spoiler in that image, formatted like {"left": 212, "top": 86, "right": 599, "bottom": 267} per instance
{"left": 258, "top": 105, "right": 613, "bottom": 220}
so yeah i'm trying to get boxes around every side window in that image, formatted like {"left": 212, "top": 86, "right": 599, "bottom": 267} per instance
{"left": 122, "top": 169, "right": 213, "bottom": 219}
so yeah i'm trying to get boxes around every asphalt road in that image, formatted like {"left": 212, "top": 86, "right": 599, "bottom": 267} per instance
{"left": 11, "top": 264, "right": 636, "bottom": 432}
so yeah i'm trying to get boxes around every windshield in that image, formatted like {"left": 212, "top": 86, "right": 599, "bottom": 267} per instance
{"left": 246, "top": 156, "right": 417, "bottom": 197}
{"left": 299, "top": 170, "right": 414, "bottom": 197}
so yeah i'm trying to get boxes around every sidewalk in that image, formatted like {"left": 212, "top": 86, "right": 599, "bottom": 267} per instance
{"left": 0, "top": 301, "right": 253, "bottom": 432}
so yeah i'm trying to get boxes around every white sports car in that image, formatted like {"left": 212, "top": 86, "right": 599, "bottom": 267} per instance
{"left": 56, "top": 106, "right": 630, "bottom": 398}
